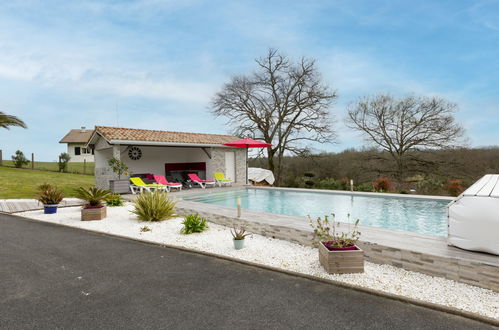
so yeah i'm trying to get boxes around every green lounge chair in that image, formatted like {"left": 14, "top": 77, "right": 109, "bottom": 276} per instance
{"left": 130, "top": 177, "right": 168, "bottom": 194}
{"left": 214, "top": 172, "right": 233, "bottom": 187}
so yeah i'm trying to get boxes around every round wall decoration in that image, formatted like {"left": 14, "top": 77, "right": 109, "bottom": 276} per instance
{"left": 128, "top": 146, "right": 142, "bottom": 160}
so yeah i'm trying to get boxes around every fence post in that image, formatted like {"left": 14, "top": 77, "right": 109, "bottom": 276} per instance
{"left": 31, "top": 153, "right": 34, "bottom": 169}
{"left": 83, "top": 159, "right": 86, "bottom": 175}
{"left": 0, "top": 149, "right": 2, "bottom": 166}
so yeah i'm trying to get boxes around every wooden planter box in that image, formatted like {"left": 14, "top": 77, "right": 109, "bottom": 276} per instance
{"left": 81, "top": 206, "right": 107, "bottom": 221}
{"left": 318, "top": 242, "right": 364, "bottom": 274}
{"left": 109, "top": 180, "right": 130, "bottom": 194}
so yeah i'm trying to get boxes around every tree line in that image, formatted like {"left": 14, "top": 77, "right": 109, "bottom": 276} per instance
{"left": 249, "top": 147, "right": 499, "bottom": 195}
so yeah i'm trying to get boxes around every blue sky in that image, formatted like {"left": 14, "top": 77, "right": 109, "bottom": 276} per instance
{"left": 0, "top": 0, "right": 498, "bottom": 161}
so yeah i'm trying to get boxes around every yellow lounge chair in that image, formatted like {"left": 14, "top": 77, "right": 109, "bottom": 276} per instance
{"left": 214, "top": 172, "right": 233, "bottom": 187}
{"left": 130, "top": 177, "right": 168, "bottom": 194}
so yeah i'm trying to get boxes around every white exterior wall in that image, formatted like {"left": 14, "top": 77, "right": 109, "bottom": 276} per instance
{"left": 93, "top": 137, "right": 247, "bottom": 189}
{"left": 66, "top": 143, "right": 94, "bottom": 162}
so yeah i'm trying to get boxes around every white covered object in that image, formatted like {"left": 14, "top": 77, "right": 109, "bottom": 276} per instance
{"left": 448, "top": 174, "right": 499, "bottom": 255}
{"left": 248, "top": 167, "right": 275, "bottom": 185}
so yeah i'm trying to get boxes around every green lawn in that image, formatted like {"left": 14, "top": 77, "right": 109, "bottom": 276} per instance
{"left": 0, "top": 167, "right": 95, "bottom": 199}
{"left": 1, "top": 160, "right": 94, "bottom": 175}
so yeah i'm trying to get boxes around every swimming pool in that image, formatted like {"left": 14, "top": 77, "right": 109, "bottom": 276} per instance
{"left": 182, "top": 188, "right": 451, "bottom": 237}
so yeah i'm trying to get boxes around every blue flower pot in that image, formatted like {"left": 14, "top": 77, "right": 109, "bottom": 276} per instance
{"left": 233, "top": 239, "right": 245, "bottom": 250}
{"left": 43, "top": 204, "right": 58, "bottom": 214}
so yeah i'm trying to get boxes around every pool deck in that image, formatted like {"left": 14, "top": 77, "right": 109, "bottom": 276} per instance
{"left": 170, "top": 186, "right": 499, "bottom": 291}
{"left": 173, "top": 187, "right": 496, "bottom": 265}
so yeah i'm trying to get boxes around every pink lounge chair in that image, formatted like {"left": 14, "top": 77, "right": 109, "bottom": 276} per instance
{"left": 187, "top": 173, "right": 216, "bottom": 189}
{"left": 153, "top": 175, "right": 183, "bottom": 191}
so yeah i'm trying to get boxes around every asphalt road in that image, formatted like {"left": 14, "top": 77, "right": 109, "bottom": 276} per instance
{"left": 0, "top": 213, "right": 495, "bottom": 330}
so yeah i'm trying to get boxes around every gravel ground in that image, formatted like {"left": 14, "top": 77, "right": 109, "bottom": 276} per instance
{"left": 20, "top": 204, "right": 499, "bottom": 319}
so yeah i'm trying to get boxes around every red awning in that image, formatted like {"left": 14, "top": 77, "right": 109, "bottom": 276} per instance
{"left": 223, "top": 137, "right": 272, "bottom": 148}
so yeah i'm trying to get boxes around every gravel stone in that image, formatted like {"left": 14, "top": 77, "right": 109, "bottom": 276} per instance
{"left": 20, "top": 204, "right": 499, "bottom": 319}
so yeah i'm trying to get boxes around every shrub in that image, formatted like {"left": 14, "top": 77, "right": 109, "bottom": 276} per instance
{"left": 416, "top": 177, "right": 443, "bottom": 195}
{"left": 373, "top": 177, "right": 393, "bottom": 192}
{"left": 11, "top": 150, "right": 29, "bottom": 168}
{"left": 304, "top": 180, "right": 315, "bottom": 187}
{"left": 181, "top": 213, "right": 208, "bottom": 234}
{"left": 445, "top": 179, "right": 464, "bottom": 197}
{"left": 308, "top": 214, "right": 361, "bottom": 248}
{"left": 337, "top": 177, "right": 350, "bottom": 190}
{"left": 354, "top": 183, "right": 374, "bottom": 192}
{"left": 37, "top": 184, "right": 64, "bottom": 205}
{"left": 75, "top": 186, "right": 112, "bottom": 207}
{"left": 132, "top": 191, "right": 176, "bottom": 221}
{"left": 106, "top": 194, "right": 124, "bottom": 207}
{"left": 316, "top": 178, "right": 343, "bottom": 190}
{"left": 303, "top": 172, "right": 315, "bottom": 178}
{"left": 58, "top": 152, "right": 71, "bottom": 172}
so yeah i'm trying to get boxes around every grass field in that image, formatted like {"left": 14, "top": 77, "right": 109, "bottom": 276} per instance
{"left": 1, "top": 160, "right": 94, "bottom": 175}
{"left": 0, "top": 167, "right": 95, "bottom": 199}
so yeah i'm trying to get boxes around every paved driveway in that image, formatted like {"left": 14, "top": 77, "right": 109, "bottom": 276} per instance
{"left": 0, "top": 214, "right": 494, "bottom": 329}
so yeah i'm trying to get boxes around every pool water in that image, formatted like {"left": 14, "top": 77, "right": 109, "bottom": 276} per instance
{"left": 182, "top": 188, "right": 450, "bottom": 237}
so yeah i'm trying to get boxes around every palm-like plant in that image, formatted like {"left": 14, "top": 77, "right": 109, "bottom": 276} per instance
{"left": 132, "top": 191, "right": 176, "bottom": 221}
{"left": 74, "top": 186, "right": 112, "bottom": 207}
{"left": 0, "top": 111, "right": 27, "bottom": 129}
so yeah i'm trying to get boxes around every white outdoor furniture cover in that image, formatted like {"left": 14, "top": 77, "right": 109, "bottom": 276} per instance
{"left": 448, "top": 174, "right": 499, "bottom": 255}
{"left": 248, "top": 167, "right": 275, "bottom": 185}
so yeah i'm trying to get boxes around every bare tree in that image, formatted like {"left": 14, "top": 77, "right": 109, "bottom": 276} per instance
{"left": 346, "top": 94, "right": 465, "bottom": 182}
{"left": 211, "top": 49, "right": 337, "bottom": 185}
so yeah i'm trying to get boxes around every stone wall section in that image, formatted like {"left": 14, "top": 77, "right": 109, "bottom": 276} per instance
{"left": 234, "top": 148, "right": 247, "bottom": 183}
{"left": 176, "top": 205, "right": 499, "bottom": 292}
{"left": 209, "top": 148, "right": 225, "bottom": 179}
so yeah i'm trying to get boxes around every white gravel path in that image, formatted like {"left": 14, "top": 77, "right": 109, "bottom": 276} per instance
{"left": 20, "top": 204, "right": 499, "bottom": 319}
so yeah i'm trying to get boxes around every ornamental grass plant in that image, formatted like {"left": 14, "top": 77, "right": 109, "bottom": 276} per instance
{"left": 132, "top": 191, "right": 176, "bottom": 221}
{"left": 37, "top": 184, "right": 64, "bottom": 205}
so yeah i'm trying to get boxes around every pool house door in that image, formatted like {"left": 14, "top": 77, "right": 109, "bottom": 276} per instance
{"left": 224, "top": 151, "right": 236, "bottom": 181}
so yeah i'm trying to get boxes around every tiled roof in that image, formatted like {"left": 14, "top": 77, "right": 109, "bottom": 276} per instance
{"left": 59, "top": 129, "right": 94, "bottom": 143}
{"left": 94, "top": 126, "right": 239, "bottom": 145}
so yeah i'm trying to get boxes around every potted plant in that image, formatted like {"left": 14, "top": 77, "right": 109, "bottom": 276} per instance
{"left": 108, "top": 157, "right": 130, "bottom": 193}
{"left": 37, "top": 184, "right": 64, "bottom": 214}
{"left": 309, "top": 214, "right": 364, "bottom": 274}
{"left": 230, "top": 227, "right": 250, "bottom": 250}
{"left": 75, "top": 186, "right": 112, "bottom": 221}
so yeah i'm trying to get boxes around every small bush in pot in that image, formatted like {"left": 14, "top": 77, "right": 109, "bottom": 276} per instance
{"left": 75, "top": 186, "right": 112, "bottom": 221}
{"left": 309, "top": 214, "right": 364, "bottom": 274}
{"left": 181, "top": 213, "right": 208, "bottom": 234}
{"left": 231, "top": 227, "right": 250, "bottom": 250}
{"left": 131, "top": 191, "right": 176, "bottom": 222}
{"left": 37, "top": 184, "right": 64, "bottom": 214}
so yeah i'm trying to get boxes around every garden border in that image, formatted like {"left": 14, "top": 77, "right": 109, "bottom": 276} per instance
{"left": 175, "top": 201, "right": 499, "bottom": 292}
{"left": 5, "top": 211, "right": 498, "bottom": 327}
